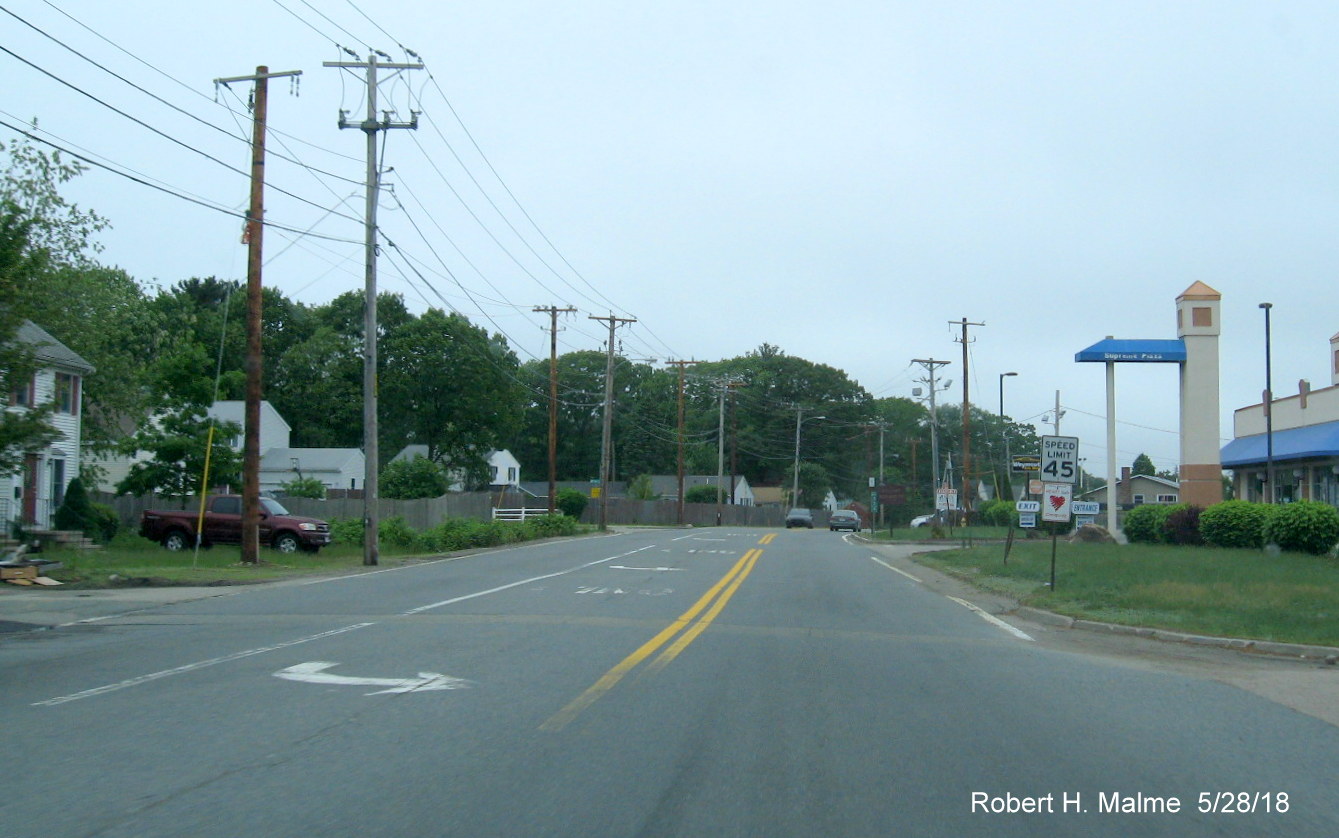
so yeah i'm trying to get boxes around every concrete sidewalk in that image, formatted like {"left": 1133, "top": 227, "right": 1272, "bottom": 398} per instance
{"left": 0, "top": 585, "right": 241, "bottom": 634}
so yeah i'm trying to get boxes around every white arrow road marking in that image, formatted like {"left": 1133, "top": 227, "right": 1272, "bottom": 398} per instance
{"left": 947, "top": 597, "right": 1035, "bottom": 642}
{"left": 609, "top": 565, "right": 685, "bottom": 572}
{"left": 274, "top": 662, "right": 474, "bottom": 695}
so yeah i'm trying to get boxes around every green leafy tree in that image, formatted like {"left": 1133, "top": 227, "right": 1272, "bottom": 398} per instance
{"left": 1132, "top": 453, "right": 1156, "bottom": 477}
{"left": 380, "top": 456, "right": 448, "bottom": 500}
{"left": 627, "top": 474, "right": 659, "bottom": 500}
{"left": 0, "top": 205, "right": 60, "bottom": 473}
{"left": 116, "top": 410, "right": 241, "bottom": 499}
{"left": 554, "top": 487, "right": 589, "bottom": 519}
{"left": 785, "top": 461, "right": 832, "bottom": 508}
{"left": 379, "top": 308, "right": 523, "bottom": 485}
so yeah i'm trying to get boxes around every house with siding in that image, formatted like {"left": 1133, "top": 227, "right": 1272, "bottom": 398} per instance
{"left": 1, "top": 321, "right": 93, "bottom": 529}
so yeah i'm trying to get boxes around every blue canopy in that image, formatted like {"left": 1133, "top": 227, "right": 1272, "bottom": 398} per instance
{"left": 1220, "top": 420, "right": 1339, "bottom": 467}
{"left": 1075, "top": 339, "right": 1186, "bottom": 363}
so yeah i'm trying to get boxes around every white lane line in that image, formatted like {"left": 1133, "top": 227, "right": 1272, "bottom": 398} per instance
{"left": 34, "top": 623, "right": 377, "bottom": 707}
{"left": 869, "top": 556, "right": 921, "bottom": 583}
{"left": 947, "top": 596, "right": 1035, "bottom": 642}
{"left": 402, "top": 545, "right": 656, "bottom": 615}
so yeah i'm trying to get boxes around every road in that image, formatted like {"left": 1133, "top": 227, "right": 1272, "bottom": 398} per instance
{"left": 2, "top": 527, "right": 1338, "bottom": 837}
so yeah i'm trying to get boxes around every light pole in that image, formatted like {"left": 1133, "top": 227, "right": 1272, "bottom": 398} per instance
{"left": 1260, "top": 302, "right": 1274, "bottom": 503}
{"left": 792, "top": 408, "right": 825, "bottom": 507}
{"left": 999, "top": 372, "right": 1017, "bottom": 498}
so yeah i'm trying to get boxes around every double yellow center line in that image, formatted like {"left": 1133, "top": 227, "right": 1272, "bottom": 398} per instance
{"left": 540, "top": 544, "right": 764, "bottom": 731}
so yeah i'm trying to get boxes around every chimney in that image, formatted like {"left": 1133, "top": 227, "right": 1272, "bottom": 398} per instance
{"left": 1118, "top": 466, "right": 1133, "bottom": 508}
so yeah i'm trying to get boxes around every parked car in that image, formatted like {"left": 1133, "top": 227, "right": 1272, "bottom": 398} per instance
{"left": 140, "top": 494, "right": 332, "bottom": 553}
{"left": 909, "top": 514, "right": 934, "bottom": 528}
{"left": 829, "top": 509, "right": 861, "bottom": 532}
{"left": 785, "top": 508, "right": 814, "bottom": 529}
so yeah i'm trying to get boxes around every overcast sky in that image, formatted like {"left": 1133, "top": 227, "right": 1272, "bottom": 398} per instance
{"left": 5, "top": 1, "right": 1338, "bottom": 481}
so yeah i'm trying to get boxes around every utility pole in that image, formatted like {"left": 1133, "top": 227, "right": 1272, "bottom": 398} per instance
{"left": 214, "top": 65, "right": 301, "bottom": 565}
{"left": 714, "top": 379, "right": 743, "bottom": 526}
{"left": 953, "top": 318, "right": 985, "bottom": 521}
{"left": 665, "top": 359, "right": 699, "bottom": 525}
{"left": 324, "top": 53, "right": 422, "bottom": 566}
{"left": 591, "top": 314, "right": 636, "bottom": 530}
{"left": 913, "top": 358, "right": 951, "bottom": 514}
{"left": 535, "top": 305, "right": 577, "bottom": 513}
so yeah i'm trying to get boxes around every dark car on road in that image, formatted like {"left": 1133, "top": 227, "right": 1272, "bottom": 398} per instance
{"left": 829, "top": 509, "right": 861, "bottom": 532}
{"left": 785, "top": 508, "right": 814, "bottom": 528}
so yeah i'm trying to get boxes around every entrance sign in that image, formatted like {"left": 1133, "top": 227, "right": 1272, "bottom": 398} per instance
{"left": 1041, "top": 483, "right": 1073, "bottom": 522}
{"left": 1071, "top": 501, "right": 1101, "bottom": 516}
{"left": 1040, "top": 436, "right": 1080, "bottom": 484}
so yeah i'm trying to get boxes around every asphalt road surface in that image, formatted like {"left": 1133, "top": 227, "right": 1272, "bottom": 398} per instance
{"left": 3, "top": 528, "right": 1338, "bottom": 837}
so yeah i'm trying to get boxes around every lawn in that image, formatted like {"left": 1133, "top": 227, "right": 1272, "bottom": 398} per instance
{"left": 908, "top": 535, "right": 1339, "bottom": 647}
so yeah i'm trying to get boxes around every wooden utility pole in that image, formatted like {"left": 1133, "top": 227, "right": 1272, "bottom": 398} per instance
{"left": 324, "top": 54, "right": 422, "bottom": 566}
{"left": 214, "top": 65, "right": 301, "bottom": 565}
{"left": 591, "top": 314, "right": 636, "bottom": 530}
{"left": 534, "top": 306, "right": 577, "bottom": 513}
{"left": 664, "top": 359, "right": 699, "bottom": 525}
{"left": 952, "top": 319, "right": 985, "bottom": 521}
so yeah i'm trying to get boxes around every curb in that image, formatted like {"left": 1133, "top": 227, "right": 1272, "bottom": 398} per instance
{"left": 857, "top": 537, "right": 1339, "bottom": 665}
{"left": 1015, "top": 606, "right": 1339, "bottom": 664}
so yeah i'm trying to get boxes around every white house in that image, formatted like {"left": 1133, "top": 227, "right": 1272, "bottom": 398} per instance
{"left": 2, "top": 321, "right": 94, "bottom": 529}
{"left": 644, "top": 474, "right": 755, "bottom": 505}
{"left": 260, "top": 447, "right": 364, "bottom": 493}
{"left": 207, "top": 400, "right": 291, "bottom": 452}
{"left": 391, "top": 445, "right": 522, "bottom": 491}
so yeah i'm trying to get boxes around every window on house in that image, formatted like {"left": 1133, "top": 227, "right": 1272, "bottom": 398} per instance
{"left": 1132, "top": 494, "right": 1145, "bottom": 505}
{"left": 508, "top": 467, "right": 518, "bottom": 482}
{"left": 55, "top": 373, "right": 79, "bottom": 415}
{"left": 10, "top": 375, "right": 34, "bottom": 408}
{"left": 1157, "top": 494, "right": 1177, "bottom": 504}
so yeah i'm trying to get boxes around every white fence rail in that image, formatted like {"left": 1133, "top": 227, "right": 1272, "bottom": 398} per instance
{"left": 491, "top": 507, "right": 549, "bottom": 521}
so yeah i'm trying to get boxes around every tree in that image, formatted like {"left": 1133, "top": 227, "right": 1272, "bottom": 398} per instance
{"left": 380, "top": 455, "right": 448, "bottom": 500}
{"left": 1132, "top": 453, "right": 1156, "bottom": 477}
{"left": 278, "top": 476, "right": 327, "bottom": 499}
{"left": 379, "top": 308, "right": 523, "bottom": 482}
{"left": 784, "top": 461, "right": 832, "bottom": 508}
{"left": 0, "top": 204, "right": 60, "bottom": 473}
{"left": 627, "top": 474, "right": 659, "bottom": 500}
{"left": 116, "top": 410, "right": 242, "bottom": 499}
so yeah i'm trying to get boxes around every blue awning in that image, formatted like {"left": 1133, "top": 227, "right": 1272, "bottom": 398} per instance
{"left": 1220, "top": 420, "right": 1339, "bottom": 467}
{"left": 1075, "top": 339, "right": 1186, "bottom": 363}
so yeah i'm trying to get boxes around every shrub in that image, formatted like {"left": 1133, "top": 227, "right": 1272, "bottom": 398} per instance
{"left": 1161, "top": 503, "right": 1203, "bottom": 546}
{"left": 1123, "top": 503, "right": 1172, "bottom": 544}
{"left": 555, "top": 488, "right": 589, "bottom": 519}
{"left": 684, "top": 484, "right": 724, "bottom": 504}
{"left": 380, "top": 455, "right": 448, "bottom": 500}
{"left": 88, "top": 503, "right": 120, "bottom": 543}
{"left": 378, "top": 516, "right": 419, "bottom": 549}
{"left": 1263, "top": 500, "right": 1339, "bottom": 556}
{"left": 977, "top": 498, "right": 1016, "bottom": 527}
{"left": 1200, "top": 500, "right": 1271, "bottom": 549}
{"left": 278, "top": 476, "right": 327, "bottom": 499}
{"left": 330, "top": 517, "right": 364, "bottom": 545}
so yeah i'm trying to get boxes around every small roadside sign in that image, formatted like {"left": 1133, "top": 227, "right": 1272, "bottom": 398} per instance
{"left": 1015, "top": 500, "right": 1041, "bottom": 513}
{"left": 1018, "top": 513, "right": 1037, "bottom": 528}
{"left": 1071, "top": 501, "right": 1101, "bottom": 516}
{"left": 1040, "top": 435, "right": 1080, "bottom": 484}
{"left": 1041, "top": 482, "right": 1073, "bottom": 522}
{"left": 936, "top": 490, "right": 958, "bottom": 511}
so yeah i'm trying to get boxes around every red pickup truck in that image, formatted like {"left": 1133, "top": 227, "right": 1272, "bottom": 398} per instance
{"left": 140, "top": 495, "right": 332, "bottom": 554}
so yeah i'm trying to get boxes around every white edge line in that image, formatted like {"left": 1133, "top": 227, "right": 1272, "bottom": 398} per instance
{"left": 34, "top": 622, "right": 377, "bottom": 707}
{"left": 869, "top": 555, "right": 921, "bottom": 583}
{"left": 947, "top": 596, "right": 1035, "bottom": 642}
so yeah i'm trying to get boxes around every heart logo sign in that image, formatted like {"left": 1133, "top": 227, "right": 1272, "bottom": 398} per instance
{"left": 1049, "top": 495, "right": 1066, "bottom": 511}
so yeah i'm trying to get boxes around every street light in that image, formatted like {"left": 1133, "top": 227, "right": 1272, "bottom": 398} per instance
{"left": 792, "top": 408, "right": 826, "bottom": 507}
{"left": 1260, "top": 302, "right": 1274, "bottom": 503}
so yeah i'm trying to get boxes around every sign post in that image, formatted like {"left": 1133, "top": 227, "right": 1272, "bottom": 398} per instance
{"left": 1039, "top": 436, "right": 1079, "bottom": 590}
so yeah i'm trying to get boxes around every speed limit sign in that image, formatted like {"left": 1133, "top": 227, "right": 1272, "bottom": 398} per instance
{"left": 1040, "top": 435, "right": 1079, "bottom": 484}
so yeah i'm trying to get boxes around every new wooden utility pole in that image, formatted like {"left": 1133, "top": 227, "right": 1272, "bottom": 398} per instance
{"left": 214, "top": 65, "right": 301, "bottom": 565}
{"left": 324, "top": 53, "right": 422, "bottom": 566}
{"left": 952, "top": 318, "right": 985, "bottom": 522}
{"left": 535, "top": 305, "right": 577, "bottom": 513}
{"left": 591, "top": 314, "right": 636, "bottom": 530}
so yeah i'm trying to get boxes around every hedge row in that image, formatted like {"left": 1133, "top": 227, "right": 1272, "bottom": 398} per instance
{"left": 1124, "top": 500, "right": 1339, "bottom": 555}
{"left": 330, "top": 513, "right": 581, "bottom": 553}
